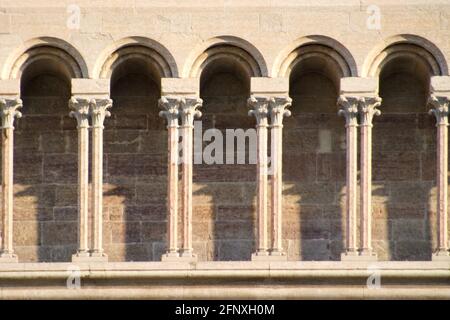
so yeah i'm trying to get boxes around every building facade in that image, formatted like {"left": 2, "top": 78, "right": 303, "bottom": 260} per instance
{"left": 0, "top": 0, "right": 450, "bottom": 298}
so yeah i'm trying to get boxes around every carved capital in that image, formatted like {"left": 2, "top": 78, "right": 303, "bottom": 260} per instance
{"left": 358, "top": 96, "right": 381, "bottom": 126}
{"left": 428, "top": 95, "right": 450, "bottom": 126}
{"left": 248, "top": 96, "right": 270, "bottom": 127}
{"left": 69, "top": 97, "right": 90, "bottom": 128}
{"left": 90, "top": 98, "right": 112, "bottom": 128}
{"left": 179, "top": 97, "right": 202, "bottom": 127}
{"left": 159, "top": 96, "right": 180, "bottom": 128}
{"left": 269, "top": 96, "right": 292, "bottom": 127}
{"left": 337, "top": 95, "right": 359, "bottom": 127}
{"left": 0, "top": 97, "right": 22, "bottom": 129}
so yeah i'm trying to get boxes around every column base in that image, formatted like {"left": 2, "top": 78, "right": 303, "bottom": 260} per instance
{"left": 252, "top": 250, "right": 287, "bottom": 261}
{"left": 161, "top": 251, "right": 181, "bottom": 262}
{"left": 0, "top": 253, "right": 18, "bottom": 263}
{"left": 341, "top": 250, "right": 377, "bottom": 261}
{"left": 432, "top": 250, "right": 450, "bottom": 261}
{"left": 340, "top": 250, "right": 359, "bottom": 261}
{"left": 359, "top": 250, "right": 378, "bottom": 261}
{"left": 72, "top": 252, "right": 108, "bottom": 263}
{"left": 180, "top": 250, "right": 198, "bottom": 262}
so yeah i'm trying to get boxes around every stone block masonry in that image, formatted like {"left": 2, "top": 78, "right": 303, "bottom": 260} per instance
{"left": 0, "top": 0, "right": 448, "bottom": 299}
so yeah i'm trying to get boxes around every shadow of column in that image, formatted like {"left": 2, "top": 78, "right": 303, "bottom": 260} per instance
{"left": 282, "top": 111, "right": 345, "bottom": 261}
{"left": 192, "top": 93, "right": 256, "bottom": 261}
{"left": 373, "top": 111, "right": 433, "bottom": 261}
{"left": 104, "top": 91, "right": 167, "bottom": 262}
{"left": 13, "top": 92, "right": 78, "bottom": 262}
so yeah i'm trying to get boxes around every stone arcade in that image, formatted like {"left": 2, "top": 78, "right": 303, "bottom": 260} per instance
{"left": 0, "top": 0, "right": 449, "bottom": 299}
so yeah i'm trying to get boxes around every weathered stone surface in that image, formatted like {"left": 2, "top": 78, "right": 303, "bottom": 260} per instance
{"left": 0, "top": 0, "right": 445, "bottom": 266}
{"left": 41, "top": 222, "right": 77, "bottom": 246}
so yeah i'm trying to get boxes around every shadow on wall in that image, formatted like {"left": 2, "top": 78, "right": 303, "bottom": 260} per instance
{"left": 373, "top": 57, "right": 434, "bottom": 261}
{"left": 14, "top": 73, "right": 78, "bottom": 262}
{"left": 105, "top": 70, "right": 167, "bottom": 262}
{"left": 193, "top": 60, "right": 256, "bottom": 261}
{"left": 283, "top": 64, "right": 346, "bottom": 261}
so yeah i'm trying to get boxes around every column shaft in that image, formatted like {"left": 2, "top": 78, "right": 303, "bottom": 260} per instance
{"left": 437, "top": 122, "right": 448, "bottom": 252}
{"left": 347, "top": 125, "right": 358, "bottom": 252}
{"left": 257, "top": 123, "right": 268, "bottom": 252}
{"left": 2, "top": 128, "right": 14, "bottom": 254}
{"left": 360, "top": 124, "right": 372, "bottom": 252}
{"left": 271, "top": 125, "right": 283, "bottom": 253}
{"left": 78, "top": 126, "right": 89, "bottom": 253}
{"left": 167, "top": 122, "right": 179, "bottom": 255}
{"left": 92, "top": 125, "right": 103, "bottom": 254}
{"left": 181, "top": 124, "right": 192, "bottom": 254}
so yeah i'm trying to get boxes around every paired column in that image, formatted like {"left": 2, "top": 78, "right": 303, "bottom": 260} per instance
{"left": 0, "top": 97, "right": 22, "bottom": 263}
{"left": 159, "top": 95, "right": 202, "bottom": 262}
{"left": 338, "top": 96, "right": 359, "bottom": 258}
{"left": 159, "top": 78, "right": 202, "bottom": 262}
{"left": 248, "top": 95, "right": 292, "bottom": 259}
{"left": 248, "top": 96, "right": 270, "bottom": 258}
{"left": 248, "top": 78, "right": 291, "bottom": 261}
{"left": 339, "top": 77, "right": 380, "bottom": 261}
{"left": 71, "top": 79, "right": 111, "bottom": 263}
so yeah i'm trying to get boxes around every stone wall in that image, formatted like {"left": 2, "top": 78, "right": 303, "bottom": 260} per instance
{"left": 0, "top": 0, "right": 449, "bottom": 262}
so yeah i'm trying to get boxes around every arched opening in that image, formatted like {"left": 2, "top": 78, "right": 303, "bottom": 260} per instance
{"left": 194, "top": 46, "right": 256, "bottom": 261}
{"left": 105, "top": 51, "right": 166, "bottom": 261}
{"left": 374, "top": 45, "right": 435, "bottom": 260}
{"left": 14, "top": 46, "right": 80, "bottom": 262}
{"left": 284, "top": 44, "right": 346, "bottom": 261}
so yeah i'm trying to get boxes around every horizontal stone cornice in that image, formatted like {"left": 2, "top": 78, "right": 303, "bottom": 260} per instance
{"left": 0, "top": 262, "right": 450, "bottom": 299}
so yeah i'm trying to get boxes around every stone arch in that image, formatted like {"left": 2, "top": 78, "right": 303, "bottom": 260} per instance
{"left": 3, "top": 37, "right": 88, "bottom": 80}
{"left": 273, "top": 35, "right": 357, "bottom": 78}
{"left": 370, "top": 35, "right": 437, "bottom": 261}
{"left": 101, "top": 37, "right": 171, "bottom": 262}
{"left": 363, "top": 34, "right": 448, "bottom": 77}
{"left": 183, "top": 36, "right": 268, "bottom": 78}
{"left": 12, "top": 39, "right": 81, "bottom": 262}
{"left": 94, "top": 37, "right": 178, "bottom": 79}
{"left": 281, "top": 37, "right": 349, "bottom": 261}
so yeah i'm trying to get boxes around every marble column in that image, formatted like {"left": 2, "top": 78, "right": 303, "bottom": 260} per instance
{"left": 248, "top": 96, "right": 270, "bottom": 258}
{"left": 269, "top": 96, "right": 291, "bottom": 257}
{"left": 179, "top": 97, "right": 202, "bottom": 260}
{"left": 159, "top": 96, "right": 180, "bottom": 260}
{"left": 0, "top": 98, "right": 22, "bottom": 263}
{"left": 338, "top": 95, "right": 359, "bottom": 259}
{"left": 359, "top": 97, "right": 381, "bottom": 259}
{"left": 69, "top": 97, "right": 90, "bottom": 260}
{"left": 429, "top": 95, "right": 450, "bottom": 259}
{"left": 90, "top": 98, "right": 112, "bottom": 261}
